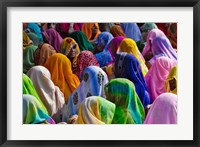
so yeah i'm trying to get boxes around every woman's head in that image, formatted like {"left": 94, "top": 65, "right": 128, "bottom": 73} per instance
{"left": 60, "top": 37, "right": 80, "bottom": 59}
{"left": 94, "top": 32, "right": 113, "bottom": 52}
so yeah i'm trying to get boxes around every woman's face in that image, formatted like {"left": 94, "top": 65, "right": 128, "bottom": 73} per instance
{"left": 67, "top": 42, "right": 78, "bottom": 58}
{"left": 169, "top": 78, "right": 176, "bottom": 91}
{"left": 94, "top": 43, "right": 105, "bottom": 52}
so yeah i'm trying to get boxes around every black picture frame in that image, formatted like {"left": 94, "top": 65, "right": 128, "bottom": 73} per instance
{"left": 0, "top": 0, "right": 199, "bottom": 146}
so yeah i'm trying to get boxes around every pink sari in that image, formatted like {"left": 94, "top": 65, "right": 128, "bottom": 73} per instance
{"left": 142, "top": 29, "right": 165, "bottom": 57}
{"left": 145, "top": 57, "right": 176, "bottom": 102}
{"left": 144, "top": 92, "right": 177, "bottom": 124}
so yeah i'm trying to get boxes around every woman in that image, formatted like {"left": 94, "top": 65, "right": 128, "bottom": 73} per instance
{"left": 60, "top": 37, "right": 80, "bottom": 71}
{"left": 114, "top": 52, "right": 151, "bottom": 108}
{"left": 105, "top": 78, "right": 145, "bottom": 124}
{"left": 69, "top": 31, "right": 94, "bottom": 52}
{"left": 142, "top": 29, "right": 166, "bottom": 61}
{"left": 23, "top": 73, "right": 48, "bottom": 114}
{"left": 93, "top": 32, "right": 114, "bottom": 67}
{"left": 23, "top": 31, "right": 33, "bottom": 49}
{"left": 81, "top": 23, "right": 101, "bottom": 43}
{"left": 103, "top": 36, "right": 125, "bottom": 80}
{"left": 119, "top": 38, "right": 148, "bottom": 76}
{"left": 44, "top": 53, "right": 80, "bottom": 101}
{"left": 110, "top": 25, "right": 126, "bottom": 37}
{"left": 23, "top": 94, "right": 55, "bottom": 124}
{"left": 56, "top": 23, "right": 83, "bottom": 38}
{"left": 25, "top": 23, "right": 43, "bottom": 43}
{"left": 76, "top": 96, "right": 115, "bottom": 124}
{"left": 120, "top": 23, "right": 142, "bottom": 42}
{"left": 74, "top": 50, "right": 100, "bottom": 79}
{"left": 23, "top": 45, "right": 38, "bottom": 73}
{"left": 27, "top": 66, "right": 65, "bottom": 123}
{"left": 147, "top": 35, "right": 177, "bottom": 67}
{"left": 42, "top": 28, "right": 63, "bottom": 53}
{"left": 34, "top": 43, "right": 56, "bottom": 66}
{"left": 62, "top": 66, "right": 109, "bottom": 122}
{"left": 164, "top": 65, "right": 177, "bottom": 94}
{"left": 27, "top": 32, "right": 40, "bottom": 47}
{"left": 144, "top": 92, "right": 177, "bottom": 124}
{"left": 145, "top": 56, "right": 176, "bottom": 102}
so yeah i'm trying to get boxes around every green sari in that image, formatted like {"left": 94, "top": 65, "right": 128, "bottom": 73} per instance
{"left": 105, "top": 78, "right": 145, "bottom": 124}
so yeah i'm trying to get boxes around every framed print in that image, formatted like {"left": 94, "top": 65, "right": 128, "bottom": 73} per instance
{"left": 0, "top": 0, "right": 199, "bottom": 146}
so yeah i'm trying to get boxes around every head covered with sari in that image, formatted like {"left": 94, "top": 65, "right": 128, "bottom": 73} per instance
{"left": 69, "top": 31, "right": 94, "bottom": 52}
{"left": 23, "top": 45, "right": 38, "bottom": 73}
{"left": 60, "top": 37, "right": 80, "bottom": 70}
{"left": 74, "top": 50, "right": 100, "bottom": 79}
{"left": 76, "top": 96, "right": 116, "bottom": 124}
{"left": 107, "top": 36, "right": 125, "bottom": 63}
{"left": 145, "top": 56, "right": 176, "bottom": 102}
{"left": 94, "top": 32, "right": 114, "bottom": 67}
{"left": 142, "top": 28, "right": 166, "bottom": 57}
{"left": 27, "top": 66, "right": 65, "bottom": 123}
{"left": 34, "top": 43, "right": 56, "bottom": 66}
{"left": 23, "top": 31, "right": 33, "bottom": 49}
{"left": 110, "top": 25, "right": 126, "bottom": 37}
{"left": 42, "top": 28, "right": 63, "bottom": 53}
{"left": 44, "top": 53, "right": 80, "bottom": 101}
{"left": 23, "top": 73, "right": 48, "bottom": 114}
{"left": 119, "top": 38, "right": 148, "bottom": 76}
{"left": 144, "top": 92, "right": 177, "bottom": 124}
{"left": 164, "top": 65, "right": 177, "bottom": 94}
{"left": 81, "top": 23, "right": 101, "bottom": 40}
{"left": 152, "top": 35, "right": 177, "bottom": 63}
{"left": 115, "top": 52, "right": 151, "bottom": 107}
{"left": 120, "top": 23, "right": 142, "bottom": 42}
{"left": 27, "top": 32, "right": 39, "bottom": 47}
{"left": 105, "top": 78, "right": 145, "bottom": 124}
{"left": 23, "top": 94, "right": 55, "bottom": 124}
{"left": 62, "top": 66, "right": 109, "bottom": 122}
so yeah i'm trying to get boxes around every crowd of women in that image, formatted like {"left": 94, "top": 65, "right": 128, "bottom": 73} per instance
{"left": 23, "top": 22, "right": 177, "bottom": 124}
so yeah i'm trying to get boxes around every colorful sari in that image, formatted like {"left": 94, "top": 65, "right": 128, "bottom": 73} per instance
{"left": 164, "top": 65, "right": 177, "bottom": 94}
{"left": 23, "top": 73, "right": 48, "bottom": 114}
{"left": 144, "top": 92, "right": 177, "bottom": 124}
{"left": 23, "top": 32, "right": 33, "bottom": 49}
{"left": 145, "top": 57, "right": 176, "bottom": 102}
{"left": 44, "top": 53, "right": 80, "bottom": 101}
{"left": 27, "top": 66, "right": 65, "bottom": 123}
{"left": 74, "top": 50, "right": 100, "bottom": 79}
{"left": 56, "top": 23, "right": 83, "bottom": 38}
{"left": 62, "top": 66, "right": 109, "bottom": 122}
{"left": 94, "top": 32, "right": 114, "bottom": 67}
{"left": 142, "top": 29, "right": 166, "bottom": 58}
{"left": 23, "top": 94, "right": 55, "bottom": 124}
{"left": 110, "top": 25, "right": 126, "bottom": 37}
{"left": 115, "top": 52, "right": 151, "bottom": 107}
{"left": 76, "top": 96, "right": 115, "bottom": 124}
{"left": 27, "top": 32, "right": 39, "bottom": 47}
{"left": 23, "top": 45, "right": 37, "bottom": 73}
{"left": 119, "top": 38, "right": 148, "bottom": 76}
{"left": 151, "top": 36, "right": 177, "bottom": 64}
{"left": 60, "top": 37, "right": 80, "bottom": 71}
{"left": 69, "top": 31, "right": 94, "bottom": 52}
{"left": 27, "top": 23, "right": 43, "bottom": 43}
{"left": 120, "top": 23, "right": 142, "bottom": 42}
{"left": 34, "top": 43, "right": 56, "bottom": 66}
{"left": 81, "top": 23, "right": 101, "bottom": 40}
{"left": 42, "top": 28, "right": 63, "bottom": 53}
{"left": 105, "top": 78, "right": 145, "bottom": 124}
